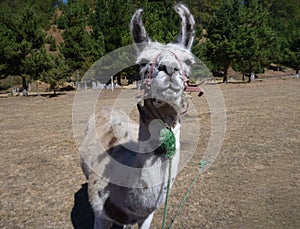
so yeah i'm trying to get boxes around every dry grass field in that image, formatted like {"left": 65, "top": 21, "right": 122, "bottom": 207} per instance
{"left": 0, "top": 78, "right": 299, "bottom": 228}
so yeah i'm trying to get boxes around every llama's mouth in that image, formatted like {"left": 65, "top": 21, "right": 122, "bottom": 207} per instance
{"left": 152, "top": 71, "right": 183, "bottom": 91}
{"left": 152, "top": 97, "right": 176, "bottom": 108}
{"left": 151, "top": 88, "right": 182, "bottom": 107}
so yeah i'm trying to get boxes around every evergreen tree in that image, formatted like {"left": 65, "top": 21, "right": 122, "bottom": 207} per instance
{"left": 91, "top": 0, "right": 134, "bottom": 52}
{"left": 196, "top": 0, "right": 240, "bottom": 83}
{"left": 140, "top": 0, "right": 179, "bottom": 44}
{"left": 232, "top": 0, "right": 276, "bottom": 81}
{"left": 41, "top": 54, "right": 70, "bottom": 95}
{"left": 28, "top": 0, "right": 57, "bottom": 29}
{"left": 284, "top": 29, "right": 300, "bottom": 70}
{"left": 184, "top": 0, "right": 222, "bottom": 38}
{"left": 91, "top": 0, "right": 181, "bottom": 53}
{"left": 195, "top": 0, "right": 276, "bottom": 82}
{"left": 266, "top": 0, "right": 300, "bottom": 69}
{"left": 0, "top": 3, "right": 49, "bottom": 94}
{"left": 59, "top": 0, "right": 104, "bottom": 78}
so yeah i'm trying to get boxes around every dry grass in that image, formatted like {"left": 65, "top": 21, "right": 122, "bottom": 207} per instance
{"left": 0, "top": 79, "right": 299, "bottom": 228}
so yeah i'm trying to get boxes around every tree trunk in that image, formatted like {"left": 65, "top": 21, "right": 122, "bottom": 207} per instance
{"left": 223, "top": 74, "right": 227, "bottom": 83}
{"left": 21, "top": 76, "right": 28, "bottom": 96}
{"left": 223, "top": 63, "right": 229, "bottom": 83}
{"left": 36, "top": 80, "right": 40, "bottom": 96}
{"left": 51, "top": 83, "right": 57, "bottom": 96}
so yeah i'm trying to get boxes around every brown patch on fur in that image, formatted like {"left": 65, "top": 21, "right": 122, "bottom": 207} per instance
{"left": 124, "top": 131, "right": 129, "bottom": 138}
{"left": 108, "top": 136, "right": 118, "bottom": 148}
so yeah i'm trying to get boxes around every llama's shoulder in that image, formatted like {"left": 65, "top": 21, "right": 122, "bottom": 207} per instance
{"left": 80, "top": 107, "right": 139, "bottom": 179}
{"left": 94, "top": 107, "right": 138, "bottom": 148}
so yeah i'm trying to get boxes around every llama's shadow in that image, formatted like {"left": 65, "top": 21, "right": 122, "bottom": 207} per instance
{"left": 71, "top": 183, "right": 94, "bottom": 229}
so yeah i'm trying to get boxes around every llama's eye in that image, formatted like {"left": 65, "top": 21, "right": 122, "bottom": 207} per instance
{"left": 185, "top": 58, "right": 195, "bottom": 66}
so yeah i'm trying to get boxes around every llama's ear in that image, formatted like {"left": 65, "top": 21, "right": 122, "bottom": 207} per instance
{"left": 174, "top": 4, "right": 195, "bottom": 50}
{"left": 131, "top": 9, "right": 150, "bottom": 52}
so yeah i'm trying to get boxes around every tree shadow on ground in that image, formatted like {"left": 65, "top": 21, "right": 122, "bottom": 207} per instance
{"left": 35, "top": 92, "right": 67, "bottom": 98}
{"left": 71, "top": 183, "right": 94, "bottom": 229}
{"left": 227, "top": 81, "right": 250, "bottom": 84}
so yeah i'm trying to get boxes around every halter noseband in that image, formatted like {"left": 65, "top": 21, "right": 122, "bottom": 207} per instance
{"left": 147, "top": 50, "right": 187, "bottom": 82}
{"left": 135, "top": 50, "right": 203, "bottom": 103}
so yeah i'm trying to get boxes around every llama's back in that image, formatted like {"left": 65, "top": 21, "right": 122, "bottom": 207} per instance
{"left": 80, "top": 107, "right": 139, "bottom": 179}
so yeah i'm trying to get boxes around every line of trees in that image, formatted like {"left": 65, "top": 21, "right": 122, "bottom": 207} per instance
{"left": 193, "top": 0, "right": 300, "bottom": 82}
{"left": 0, "top": 0, "right": 68, "bottom": 94}
{"left": 1, "top": 0, "right": 299, "bottom": 93}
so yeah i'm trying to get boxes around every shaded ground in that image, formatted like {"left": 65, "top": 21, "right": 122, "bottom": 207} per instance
{"left": 0, "top": 78, "right": 299, "bottom": 228}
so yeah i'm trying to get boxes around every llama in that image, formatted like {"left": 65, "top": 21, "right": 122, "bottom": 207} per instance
{"left": 80, "top": 4, "right": 196, "bottom": 229}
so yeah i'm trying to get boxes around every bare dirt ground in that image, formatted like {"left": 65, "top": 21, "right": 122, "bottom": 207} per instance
{"left": 0, "top": 78, "right": 299, "bottom": 229}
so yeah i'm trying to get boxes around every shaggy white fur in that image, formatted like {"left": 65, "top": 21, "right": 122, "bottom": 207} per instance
{"left": 80, "top": 4, "right": 195, "bottom": 229}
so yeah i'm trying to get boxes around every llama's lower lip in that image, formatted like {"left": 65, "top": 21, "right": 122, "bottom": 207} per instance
{"left": 163, "top": 89, "right": 178, "bottom": 98}
{"left": 152, "top": 78, "right": 182, "bottom": 92}
{"left": 169, "top": 82, "right": 182, "bottom": 92}
{"left": 151, "top": 89, "right": 178, "bottom": 103}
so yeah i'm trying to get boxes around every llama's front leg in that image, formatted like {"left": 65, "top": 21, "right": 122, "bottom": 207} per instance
{"left": 138, "top": 212, "right": 154, "bottom": 229}
{"left": 94, "top": 216, "right": 112, "bottom": 229}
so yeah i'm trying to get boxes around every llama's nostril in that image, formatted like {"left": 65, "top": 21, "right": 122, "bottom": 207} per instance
{"left": 158, "top": 64, "right": 176, "bottom": 76}
{"left": 158, "top": 64, "right": 168, "bottom": 73}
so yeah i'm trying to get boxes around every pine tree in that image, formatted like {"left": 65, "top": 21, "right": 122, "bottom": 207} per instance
{"left": 91, "top": 0, "right": 181, "bottom": 53}
{"left": 0, "top": 3, "right": 49, "bottom": 94}
{"left": 232, "top": 0, "right": 276, "bottom": 81}
{"left": 266, "top": 0, "right": 300, "bottom": 69}
{"left": 140, "top": 0, "right": 179, "bottom": 44}
{"left": 59, "top": 0, "right": 104, "bottom": 78}
{"left": 41, "top": 54, "right": 70, "bottom": 95}
{"left": 198, "top": 0, "right": 240, "bottom": 83}
{"left": 91, "top": 0, "right": 135, "bottom": 52}
{"left": 195, "top": 0, "right": 276, "bottom": 83}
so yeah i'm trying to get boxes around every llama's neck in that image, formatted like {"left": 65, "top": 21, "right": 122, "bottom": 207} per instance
{"left": 135, "top": 102, "right": 181, "bottom": 169}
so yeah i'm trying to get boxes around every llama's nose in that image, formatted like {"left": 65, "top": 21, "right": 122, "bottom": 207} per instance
{"left": 158, "top": 63, "right": 178, "bottom": 76}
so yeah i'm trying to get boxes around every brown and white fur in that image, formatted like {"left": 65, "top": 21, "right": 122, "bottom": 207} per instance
{"left": 80, "top": 4, "right": 196, "bottom": 229}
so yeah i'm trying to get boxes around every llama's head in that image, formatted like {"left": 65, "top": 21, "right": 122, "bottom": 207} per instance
{"left": 131, "top": 4, "right": 195, "bottom": 121}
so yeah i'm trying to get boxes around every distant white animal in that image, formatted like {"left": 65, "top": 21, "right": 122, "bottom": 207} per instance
{"left": 80, "top": 4, "right": 196, "bottom": 229}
